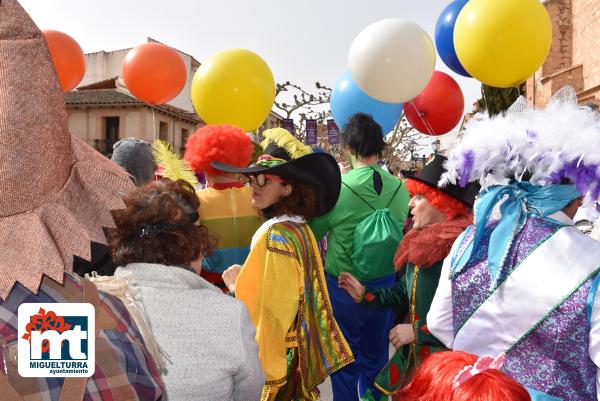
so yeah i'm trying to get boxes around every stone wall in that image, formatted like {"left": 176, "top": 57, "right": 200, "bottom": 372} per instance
{"left": 526, "top": 0, "right": 600, "bottom": 106}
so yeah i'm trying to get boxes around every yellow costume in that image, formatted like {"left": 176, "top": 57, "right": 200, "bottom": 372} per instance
{"left": 236, "top": 218, "right": 354, "bottom": 401}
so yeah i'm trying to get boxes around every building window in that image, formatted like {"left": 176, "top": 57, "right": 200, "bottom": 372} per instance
{"left": 159, "top": 121, "right": 169, "bottom": 142}
{"left": 181, "top": 128, "right": 189, "bottom": 152}
{"left": 103, "top": 117, "right": 119, "bottom": 155}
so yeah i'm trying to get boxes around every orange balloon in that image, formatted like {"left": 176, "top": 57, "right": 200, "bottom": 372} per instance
{"left": 122, "top": 43, "right": 187, "bottom": 105}
{"left": 43, "top": 30, "right": 86, "bottom": 92}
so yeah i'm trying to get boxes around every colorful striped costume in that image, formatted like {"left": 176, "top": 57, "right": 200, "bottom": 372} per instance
{"left": 235, "top": 219, "right": 354, "bottom": 400}
{"left": 197, "top": 184, "right": 263, "bottom": 288}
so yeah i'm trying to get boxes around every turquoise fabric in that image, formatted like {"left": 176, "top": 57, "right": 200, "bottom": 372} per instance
{"left": 203, "top": 247, "right": 251, "bottom": 273}
{"left": 586, "top": 273, "right": 600, "bottom": 330}
{"left": 527, "top": 387, "right": 563, "bottom": 401}
{"left": 452, "top": 182, "right": 580, "bottom": 286}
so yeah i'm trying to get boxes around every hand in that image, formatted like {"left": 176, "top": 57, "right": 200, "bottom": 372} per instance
{"left": 222, "top": 264, "right": 243, "bottom": 294}
{"left": 389, "top": 324, "right": 415, "bottom": 349}
{"left": 338, "top": 162, "right": 351, "bottom": 174}
{"left": 338, "top": 272, "right": 365, "bottom": 303}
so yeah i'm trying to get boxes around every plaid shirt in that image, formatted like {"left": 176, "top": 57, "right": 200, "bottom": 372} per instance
{"left": 0, "top": 273, "right": 164, "bottom": 401}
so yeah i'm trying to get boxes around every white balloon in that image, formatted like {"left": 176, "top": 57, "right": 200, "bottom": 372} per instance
{"left": 349, "top": 18, "right": 436, "bottom": 103}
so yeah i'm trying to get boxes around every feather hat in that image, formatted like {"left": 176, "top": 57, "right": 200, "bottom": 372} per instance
{"left": 441, "top": 86, "right": 600, "bottom": 197}
{"left": 442, "top": 87, "right": 600, "bottom": 286}
{"left": 212, "top": 128, "right": 341, "bottom": 217}
{"left": 406, "top": 154, "right": 479, "bottom": 208}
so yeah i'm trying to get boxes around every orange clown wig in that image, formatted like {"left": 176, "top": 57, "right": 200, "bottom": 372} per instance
{"left": 395, "top": 351, "right": 530, "bottom": 401}
{"left": 184, "top": 124, "right": 254, "bottom": 176}
{"left": 405, "top": 178, "right": 470, "bottom": 220}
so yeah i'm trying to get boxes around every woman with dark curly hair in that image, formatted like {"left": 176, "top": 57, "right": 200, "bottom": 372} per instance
{"left": 106, "top": 179, "right": 264, "bottom": 401}
{"left": 215, "top": 129, "right": 354, "bottom": 401}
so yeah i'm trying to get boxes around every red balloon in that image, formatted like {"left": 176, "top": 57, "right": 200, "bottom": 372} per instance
{"left": 405, "top": 71, "right": 464, "bottom": 136}
{"left": 122, "top": 43, "right": 186, "bottom": 105}
{"left": 43, "top": 30, "right": 86, "bottom": 92}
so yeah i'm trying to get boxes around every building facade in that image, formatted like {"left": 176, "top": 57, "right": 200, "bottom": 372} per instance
{"left": 526, "top": 0, "right": 600, "bottom": 106}
{"left": 80, "top": 38, "right": 199, "bottom": 113}
{"left": 66, "top": 38, "right": 282, "bottom": 155}
{"left": 65, "top": 77, "right": 201, "bottom": 154}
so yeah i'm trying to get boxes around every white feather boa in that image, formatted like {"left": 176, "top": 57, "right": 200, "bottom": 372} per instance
{"left": 87, "top": 272, "right": 170, "bottom": 372}
{"left": 441, "top": 86, "right": 600, "bottom": 198}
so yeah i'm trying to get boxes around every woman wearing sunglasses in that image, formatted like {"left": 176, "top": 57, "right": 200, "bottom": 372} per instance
{"left": 215, "top": 128, "right": 354, "bottom": 401}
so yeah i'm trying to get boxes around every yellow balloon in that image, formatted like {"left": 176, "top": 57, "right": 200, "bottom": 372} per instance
{"left": 454, "top": 0, "right": 552, "bottom": 88}
{"left": 191, "top": 49, "right": 276, "bottom": 132}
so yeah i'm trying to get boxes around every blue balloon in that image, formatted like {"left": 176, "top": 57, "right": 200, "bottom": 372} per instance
{"left": 330, "top": 71, "right": 403, "bottom": 136}
{"left": 435, "top": 0, "right": 471, "bottom": 77}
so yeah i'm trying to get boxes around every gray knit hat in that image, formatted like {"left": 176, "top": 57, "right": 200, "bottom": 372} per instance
{"left": 111, "top": 138, "right": 156, "bottom": 186}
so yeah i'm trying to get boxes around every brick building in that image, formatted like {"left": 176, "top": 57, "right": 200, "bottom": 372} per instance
{"left": 526, "top": 0, "right": 600, "bottom": 106}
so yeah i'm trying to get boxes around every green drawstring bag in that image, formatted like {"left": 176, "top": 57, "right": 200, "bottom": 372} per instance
{"left": 342, "top": 182, "right": 403, "bottom": 281}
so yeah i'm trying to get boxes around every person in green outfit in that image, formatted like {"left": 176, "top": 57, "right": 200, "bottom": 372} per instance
{"left": 310, "top": 113, "right": 410, "bottom": 401}
{"left": 337, "top": 154, "right": 479, "bottom": 400}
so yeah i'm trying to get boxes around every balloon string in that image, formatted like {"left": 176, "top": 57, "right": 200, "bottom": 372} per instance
{"left": 513, "top": 85, "right": 520, "bottom": 98}
{"left": 482, "top": 88, "right": 489, "bottom": 115}
{"left": 409, "top": 101, "right": 436, "bottom": 136}
{"left": 152, "top": 108, "right": 156, "bottom": 141}
{"left": 390, "top": 112, "right": 403, "bottom": 137}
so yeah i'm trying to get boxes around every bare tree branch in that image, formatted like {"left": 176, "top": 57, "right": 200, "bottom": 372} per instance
{"left": 271, "top": 81, "right": 425, "bottom": 165}
{"left": 382, "top": 116, "right": 426, "bottom": 170}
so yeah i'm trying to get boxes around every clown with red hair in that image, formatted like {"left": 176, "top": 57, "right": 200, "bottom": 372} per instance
{"left": 184, "top": 124, "right": 263, "bottom": 289}
{"left": 338, "top": 154, "right": 479, "bottom": 400}
{"left": 396, "top": 351, "right": 530, "bottom": 401}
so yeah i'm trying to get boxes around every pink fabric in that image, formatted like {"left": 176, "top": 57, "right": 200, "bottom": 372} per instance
{"left": 394, "top": 216, "right": 472, "bottom": 270}
{"left": 452, "top": 353, "right": 506, "bottom": 390}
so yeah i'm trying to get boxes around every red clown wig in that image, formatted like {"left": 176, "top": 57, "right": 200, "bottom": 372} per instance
{"left": 405, "top": 178, "right": 470, "bottom": 220}
{"left": 184, "top": 124, "right": 254, "bottom": 176}
{"left": 395, "top": 351, "right": 530, "bottom": 401}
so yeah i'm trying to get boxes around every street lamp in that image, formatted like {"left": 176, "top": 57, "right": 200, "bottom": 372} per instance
{"left": 407, "top": 140, "right": 418, "bottom": 169}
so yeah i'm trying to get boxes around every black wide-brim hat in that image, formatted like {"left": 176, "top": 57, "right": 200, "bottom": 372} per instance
{"left": 212, "top": 152, "right": 341, "bottom": 217}
{"left": 407, "top": 154, "right": 480, "bottom": 207}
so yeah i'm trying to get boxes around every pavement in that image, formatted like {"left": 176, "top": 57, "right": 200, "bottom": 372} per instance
{"left": 317, "top": 345, "right": 394, "bottom": 401}
{"left": 319, "top": 376, "right": 334, "bottom": 401}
